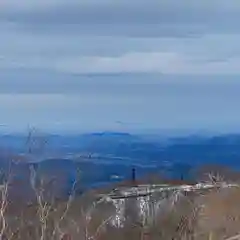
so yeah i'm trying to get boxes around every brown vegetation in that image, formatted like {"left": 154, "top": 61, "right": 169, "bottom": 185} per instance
{"left": 1, "top": 167, "right": 240, "bottom": 240}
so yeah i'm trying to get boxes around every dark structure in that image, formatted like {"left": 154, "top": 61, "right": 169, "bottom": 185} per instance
{"left": 131, "top": 167, "right": 136, "bottom": 182}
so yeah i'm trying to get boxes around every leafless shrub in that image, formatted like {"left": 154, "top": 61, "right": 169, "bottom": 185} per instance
{"left": 26, "top": 127, "right": 48, "bottom": 156}
{"left": 0, "top": 177, "right": 9, "bottom": 240}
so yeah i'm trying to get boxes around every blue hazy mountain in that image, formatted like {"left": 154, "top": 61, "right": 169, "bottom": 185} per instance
{"left": 1, "top": 131, "right": 240, "bottom": 199}
{"left": 1, "top": 131, "right": 240, "bottom": 166}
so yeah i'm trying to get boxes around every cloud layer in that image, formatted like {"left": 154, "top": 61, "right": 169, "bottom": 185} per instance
{"left": 1, "top": 0, "right": 240, "bottom": 75}
{"left": 1, "top": 0, "right": 240, "bottom": 131}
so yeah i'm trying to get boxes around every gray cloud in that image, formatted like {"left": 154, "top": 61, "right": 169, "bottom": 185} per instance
{"left": 1, "top": 0, "right": 240, "bottom": 36}
{"left": 1, "top": 77, "right": 240, "bottom": 132}
{"left": 1, "top": 0, "right": 240, "bottom": 131}
{"left": 0, "top": 70, "right": 240, "bottom": 94}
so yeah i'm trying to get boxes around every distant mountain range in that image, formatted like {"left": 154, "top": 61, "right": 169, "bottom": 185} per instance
{"left": 1, "top": 132, "right": 240, "bottom": 199}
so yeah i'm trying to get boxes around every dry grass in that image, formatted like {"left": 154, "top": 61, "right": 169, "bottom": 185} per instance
{"left": 1, "top": 174, "right": 240, "bottom": 240}
{"left": 195, "top": 187, "right": 240, "bottom": 239}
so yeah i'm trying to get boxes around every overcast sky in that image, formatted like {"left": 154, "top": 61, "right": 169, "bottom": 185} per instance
{"left": 1, "top": 0, "right": 240, "bottom": 133}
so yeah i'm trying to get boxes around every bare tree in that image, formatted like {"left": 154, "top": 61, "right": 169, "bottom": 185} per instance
{"left": 0, "top": 162, "right": 13, "bottom": 240}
